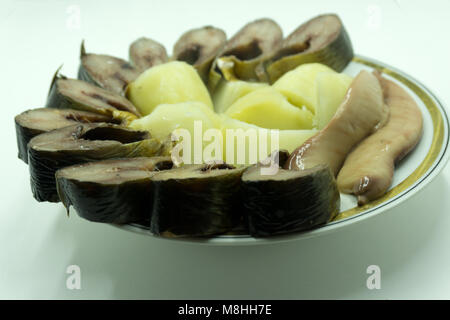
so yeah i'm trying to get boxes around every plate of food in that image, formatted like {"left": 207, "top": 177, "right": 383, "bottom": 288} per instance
{"left": 14, "top": 14, "right": 449, "bottom": 245}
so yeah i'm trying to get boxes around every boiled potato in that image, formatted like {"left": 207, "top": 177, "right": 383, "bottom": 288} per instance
{"left": 126, "top": 61, "right": 213, "bottom": 116}
{"left": 315, "top": 72, "right": 353, "bottom": 129}
{"left": 129, "top": 101, "right": 220, "bottom": 164}
{"left": 273, "top": 63, "right": 335, "bottom": 113}
{"left": 225, "top": 87, "right": 313, "bottom": 130}
{"left": 219, "top": 115, "right": 317, "bottom": 165}
{"left": 129, "top": 101, "right": 218, "bottom": 141}
{"left": 276, "top": 128, "right": 318, "bottom": 153}
{"left": 213, "top": 80, "right": 268, "bottom": 113}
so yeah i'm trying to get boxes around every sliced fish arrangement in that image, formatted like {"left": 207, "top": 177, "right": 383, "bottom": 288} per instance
{"left": 13, "top": 14, "right": 423, "bottom": 238}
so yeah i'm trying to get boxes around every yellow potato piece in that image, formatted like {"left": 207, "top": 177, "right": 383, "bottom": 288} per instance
{"left": 273, "top": 63, "right": 335, "bottom": 113}
{"left": 129, "top": 101, "right": 220, "bottom": 164}
{"left": 126, "top": 61, "right": 213, "bottom": 116}
{"left": 315, "top": 72, "right": 353, "bottom": 129}
{"left": 225, "top": 87, "right": 313, "bottom": 130}
{"left": 276, "top": 128, "right": 318, "bottom": 153}
{"left": 213, "top": 80, "right": 268, "bottom": 113}
{"left": 219, "top": 115, "right": 317, "bottom": 165}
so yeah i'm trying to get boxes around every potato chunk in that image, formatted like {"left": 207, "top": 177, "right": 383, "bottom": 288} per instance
{"left": 315, "top": 72, "right": 353, "bottom": 129}
{"left": 225, "top": 87, "right": 313, "bottom": 130}
{"left": 129, "top": 101, "right": 219, "bottom": 164}
{"left": 213, "top": 80, "right": 268, "bottom": 113}
{"left": 219, "top": 115, "right": 316, "bottom": 165}
{"left": 273, "top": 63, "right": 335, "bottom": 112}
{"left": 126, "top": 61, "right": 213, "bottom": 116}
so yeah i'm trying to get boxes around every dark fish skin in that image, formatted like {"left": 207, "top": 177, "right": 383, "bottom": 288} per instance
{"left": 208, "top": 18, "right": 283, "bottom": 91}
{"left": 173, "top": 26, "right": 226, "bottom": 83}
{"left": 56, "top": 157, "right": 172, "bottom": 224}
{"left": 15, "top": 108, "right": 113, "bottom": 164}
{"left": 15, "top": 119, "right": 40, "bottom": 164}
{"left": 28, "top": 123, "right": 162, "bottom": 203}
{"left": 150, "top": 164, "right": 245, "bottom": 237}
{"left": 46, "top": 71, "right": 141, "bottom": 121}
{"left": 266, "top": 14, "right": 354, "bottom": 83}
{"left": 129, "top": 37, "right": 168, "bottom": 72}
{"left": 242, "top": 164, "right": 340, "bottom": 237}
{"left": 78, "top": 41, "right": 141, "bottom": 96}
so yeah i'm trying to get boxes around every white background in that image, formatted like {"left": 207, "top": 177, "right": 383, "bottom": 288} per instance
{"left": 1, "top": 0, "right": 450, "bottom": 299}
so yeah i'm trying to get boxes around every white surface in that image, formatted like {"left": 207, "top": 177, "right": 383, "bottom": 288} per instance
{"left": 1, "top": 0, "right": 450, "bottom": 299}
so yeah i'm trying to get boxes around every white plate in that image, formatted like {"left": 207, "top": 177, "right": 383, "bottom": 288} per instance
{"left": 115, "top": 55, "right": 450, "bottom": 245}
